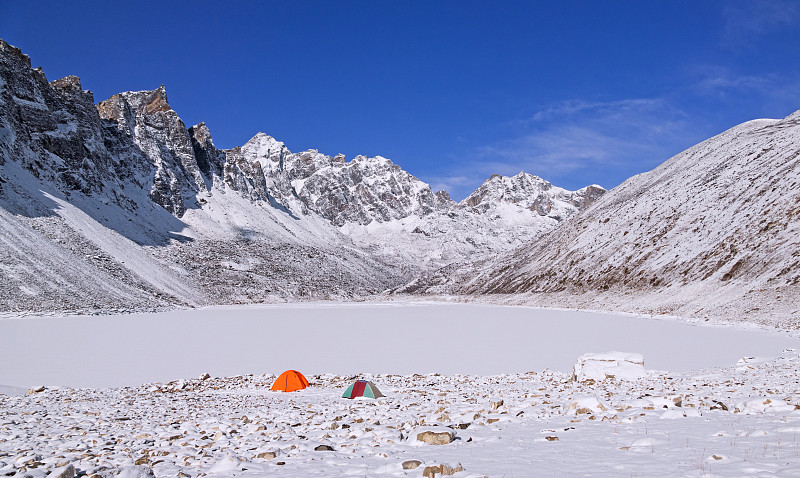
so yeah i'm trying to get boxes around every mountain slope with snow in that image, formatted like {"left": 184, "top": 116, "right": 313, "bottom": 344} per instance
{"left": 401, "top": 112, "right": 800, "bottom": 327}
{"left": 0, "top": 39, "right": 599, "bottom": 314}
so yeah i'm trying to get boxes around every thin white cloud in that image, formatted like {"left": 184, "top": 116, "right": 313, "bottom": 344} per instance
{"left": 464, "top": 98, "right": 694, "bottom": 189}
{"left": 525, "top": 98, "right": 665, "bottom": 124}
{"left": 429, "top": 78, "right": 799, "bottom": 201}
{"left": 424, "top": 175, "right": 473, "bottom": 196}
{"left": 722, "top": 0, "right": 800, "bottom": 45}
{"left": 688, "top": 66, "right": 800, "bottom": 113}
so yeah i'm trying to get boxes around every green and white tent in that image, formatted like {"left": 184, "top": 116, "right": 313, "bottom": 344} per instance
{"left": 342, "top": 380, "right": 384, "bottom": 399}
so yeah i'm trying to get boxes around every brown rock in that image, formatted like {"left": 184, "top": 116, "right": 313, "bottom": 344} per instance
{"left": 491, "top": 399, "right": 504, "bottom": 410}
{"left": 314, "top": 445, "right": 334, "bottom": 451}
{"left": 422, "top": 463, "right": 463, "bottom": 477}
{"left": 254, "top": 451, "right": 277, "bottom": 460}
{"left": 545, "top": 436, "right": 559, "bottom": 441}
{"left": 416, "top": 430, "right": 455, "bottom": 445}
{"left": 402, "top": 459, "right": 422, "bottom": 469}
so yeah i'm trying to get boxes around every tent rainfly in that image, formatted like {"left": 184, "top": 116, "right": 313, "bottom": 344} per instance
{"left": 270, "top": 370, "right": 309, "bottom": 392}
{"left": 342, "top": 380, "right": 384, "bottom": 399}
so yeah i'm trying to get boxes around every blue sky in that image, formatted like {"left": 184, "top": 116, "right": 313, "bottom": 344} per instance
{"left": 3, "top": 1, "right": 800, "bottom": 199}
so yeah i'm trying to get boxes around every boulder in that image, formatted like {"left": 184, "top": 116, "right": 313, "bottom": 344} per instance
{"left": 572, "top": 352, "right": 646, "bottom": 382}
{"left": 46, "top": 464, "right": 75, "bottom": 478}
{"left": 113, "top": 466, "right": 156, "bottom": 478}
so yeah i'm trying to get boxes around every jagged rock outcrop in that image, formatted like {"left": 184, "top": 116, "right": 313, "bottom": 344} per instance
{"left": 234, "top": 134, "right": 456, "bottom": 226}
{"left": 97, "top": 86, "right": 208, "bottom": 216}
{"left": 188, "top": 121, "right": 225, "bottom": 179}
{"left": 0, "top": 40, "right": 132, "bottom": 198}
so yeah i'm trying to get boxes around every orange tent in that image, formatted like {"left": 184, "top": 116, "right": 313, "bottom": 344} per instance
{"left": 270, "top": 370, "right": 309, "bottom": 392}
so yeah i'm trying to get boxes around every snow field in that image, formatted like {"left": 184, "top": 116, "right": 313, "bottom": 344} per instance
{"left": 5, "top": 350, "right": 800, "bottom": 477}
{"left": 2, "top": 303, "right": 800, "bottom": 476}
{"left": 1, "top": 303, "right": 798, "bottom": 389}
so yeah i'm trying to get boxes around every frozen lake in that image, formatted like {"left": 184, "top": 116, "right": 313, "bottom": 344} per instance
{"left": 2, "top": 302, "right": 798, "bottom": 388}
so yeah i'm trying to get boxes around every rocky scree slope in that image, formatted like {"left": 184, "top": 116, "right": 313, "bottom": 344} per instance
{"left": 400, "top": 112, "right": 800, "bottom": 328}
{"left": 0, "top": 40, "right": 600, "bottom": 314}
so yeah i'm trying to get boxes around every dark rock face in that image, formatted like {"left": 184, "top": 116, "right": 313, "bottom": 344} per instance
{"left": 97, "top": 86, "right": 208, "bottom": 216}
{"left": 188, "top": 122, "right": 224, "bottom": 178}
{"left": 0, "top": 40, "right": 125, "bottom": 197}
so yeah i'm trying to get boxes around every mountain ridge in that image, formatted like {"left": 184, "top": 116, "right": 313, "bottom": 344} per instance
{"left": 0, "top": 39, "right": 599, "bottom": 314}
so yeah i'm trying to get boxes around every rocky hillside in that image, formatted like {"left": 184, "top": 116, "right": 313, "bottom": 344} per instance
{"left": 400, "top": 111, "right": 800, "bottom": 328}
{"left": 0, "top": 40, "right": 600, "bottom": 314}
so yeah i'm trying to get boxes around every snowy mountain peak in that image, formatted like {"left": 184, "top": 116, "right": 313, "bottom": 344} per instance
{"left": 461, "top": 171, "right": 604, "bottom": 220}
{"left": 240, "top": 132, "right": 288, "bottom": 170}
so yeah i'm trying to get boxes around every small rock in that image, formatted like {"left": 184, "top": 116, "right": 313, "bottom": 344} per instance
{"left": 26, "top": 386, "right": 45, "bottom": 395}
{"left": 416, "top": 430, "right": 455, "bottom": 445}
{"left": 422, "top": 463, "right": 463, "bottom": 477}
{"left": 253, "top": 451, "right": 277, "bottom": 460}
{"left": 402, "top": 460, "right": 422, "bottom": 469}
{"left": 491, "top": 399, "right": 504, "bottom": 410}
{"left": 314, "top": 445, "right": 334, "bottom": 451}
{"left": 710, "top": 400, "right": 729, "bottom": 411}
{"left": 199, "top": 373, "right": 211, "bottom": 381}
{"left": 545, "top": 436, "right": 559, "bottom": 441}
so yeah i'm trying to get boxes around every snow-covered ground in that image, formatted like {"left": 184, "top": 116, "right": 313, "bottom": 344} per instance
{"left": 3, "top": 303, "right": 800, "bottom": 477}
{"left": 1, "top": 303, "right": 797, "bottom": 389}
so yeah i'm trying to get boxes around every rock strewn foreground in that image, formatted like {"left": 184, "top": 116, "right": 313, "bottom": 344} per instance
{"left": 4, "top": 352, "right": 800, "bottom": 477}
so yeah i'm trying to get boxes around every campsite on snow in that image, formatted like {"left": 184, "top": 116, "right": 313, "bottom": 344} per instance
{"left": 3, "top": 2, "right": 800, "bottom": 476}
